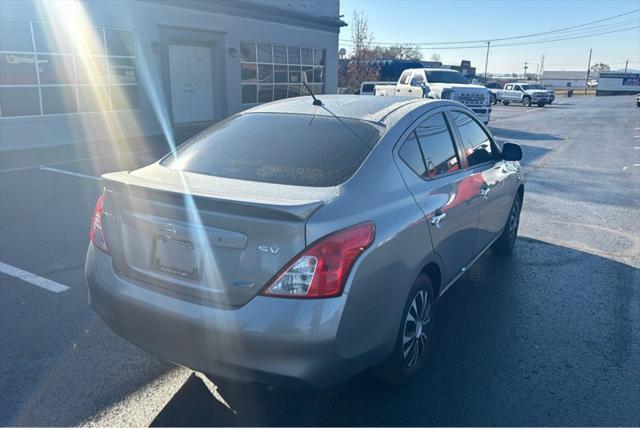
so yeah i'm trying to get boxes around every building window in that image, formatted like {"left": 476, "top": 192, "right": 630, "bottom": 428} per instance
{"left": 240, "top": 41, "right": 325, "bottom": 107}
{"left": 0, "top": 18, "right": 138, "bottom": 118}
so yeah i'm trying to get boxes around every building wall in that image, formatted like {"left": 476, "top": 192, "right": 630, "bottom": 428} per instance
{"left": 0, "top": 0, "right": 340, "bottom": 150}
{"left": 541, "top": 78, "right": 587, "bottom": 89}
{"left": 242, "top": 0, "right": 339, "bottom": 18}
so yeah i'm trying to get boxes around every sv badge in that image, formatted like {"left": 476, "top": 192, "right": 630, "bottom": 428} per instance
{"left": 258, "top": 245, "right": 280, "bottom": 255}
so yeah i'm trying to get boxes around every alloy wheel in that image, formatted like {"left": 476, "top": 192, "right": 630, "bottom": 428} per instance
{"left": 402, "top": 290, "right": 432, "bottom": 368}
{"left": 508, "top": 199, "right": 521, "bottom": 242}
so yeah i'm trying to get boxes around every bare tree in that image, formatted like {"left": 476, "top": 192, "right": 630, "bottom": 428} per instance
{"left": 430, "top": 53, "right": 441, "bottom": 63}
{"left": 351, "top": 10, "right": 375, "bottom": 60}
{"left": 339, "top": 11, "right": 379, "bottom": 93}
{"left": 371, "top": 44, "right": 422, "bottom": 61}
{"left": 589, "top": 63, "right": 610, "bottom": 77}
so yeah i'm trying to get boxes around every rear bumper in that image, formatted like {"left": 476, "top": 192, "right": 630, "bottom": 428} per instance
{"left": 85, "top": 245, "right": 387, "bottom": 389}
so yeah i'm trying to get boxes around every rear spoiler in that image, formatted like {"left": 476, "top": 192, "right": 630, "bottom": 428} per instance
{"left": 102, "top": 172, "right": 326, "bottom": 222}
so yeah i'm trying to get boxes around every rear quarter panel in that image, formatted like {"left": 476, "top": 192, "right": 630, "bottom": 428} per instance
{"left": 305, "top": 114, "right": 440, "bottom": 359}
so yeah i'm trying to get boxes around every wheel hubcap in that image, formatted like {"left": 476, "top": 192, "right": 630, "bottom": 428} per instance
{"left": 402, "top": 290, "right": 431, "bottom": 368}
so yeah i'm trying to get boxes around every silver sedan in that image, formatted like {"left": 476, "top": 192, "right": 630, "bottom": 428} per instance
{"left": 85, "top": 95, "right": 524, "bottom": 388}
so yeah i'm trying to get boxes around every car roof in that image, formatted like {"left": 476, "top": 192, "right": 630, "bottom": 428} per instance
{"left": 243, "top": 94, "right": 443, "bottom": 126}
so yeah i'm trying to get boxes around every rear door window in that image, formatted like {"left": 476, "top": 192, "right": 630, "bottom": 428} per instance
{"left": 162, "top": 113, "right": 383, "bottom": 187}
{"left": 451, "top": 111, "right": 496, "bottom": 166}
{"left": 398, "top": 131, "right": 427, "bottom": 176}
{"left": 414, "top": 113, "right": 460, "bottom": 178}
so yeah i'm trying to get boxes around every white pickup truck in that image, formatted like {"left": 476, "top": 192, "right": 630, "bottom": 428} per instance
{"left": 374, "top": 68, "right": 492, "bottom": 124}
{"left": 490, "top": 83, "right": 554, "bottom": 107}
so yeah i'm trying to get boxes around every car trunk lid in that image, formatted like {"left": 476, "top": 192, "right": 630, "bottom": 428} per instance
{"left": 101, "top": 164, "right": 338, "bottom": 307}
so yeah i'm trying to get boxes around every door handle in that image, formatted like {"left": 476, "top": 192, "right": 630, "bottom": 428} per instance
{"left": 396, "top": 89, "right": 400, "bottom": 92}
{"left": 480, "top": 185, "right": 490, "bottom": 198}
{"left": 408, "top": 89, "right": 412, "bottom": 93}
{"left": 430, "top": 209, "right": 447, "bottom": 227}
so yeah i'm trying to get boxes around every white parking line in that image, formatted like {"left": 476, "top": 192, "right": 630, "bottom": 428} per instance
{"left": 0, "top": 261, "right": 70, "bottom": 293}
{"left": 40, "top": 166, "right": 100, "bottom": 181}
{"left": 0, "top": 147, "right": 157, "bottom": 173}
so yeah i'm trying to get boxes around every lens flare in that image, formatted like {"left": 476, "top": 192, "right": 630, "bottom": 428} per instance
{"left": 32, "top": 0, "right": 244, "bottom": 384}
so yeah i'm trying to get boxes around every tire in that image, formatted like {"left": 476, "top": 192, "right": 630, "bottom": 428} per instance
{"left": 502, "top": 100, "right": 510, "bottom": 106}
{"left": 373, "top": 274, "right": 435, "bottom": 384}
{"left": 490, "top": 93, "right": 497, "bottom": 105}
{"left": 537, "top": 102, "right": 545, "bottom": 107}
{"left": 492, "top": 193, "right": 522, "bottom": 256}
{"left": 522, "top": 96, "right": 531, "bottom": 107}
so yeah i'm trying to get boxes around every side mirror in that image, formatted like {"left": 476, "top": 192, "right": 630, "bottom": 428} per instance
{"left": 410, "top": 78, "right": 421, "bottom": 87}
{"left": 502, "top": 142, "right": 522, "bottom": 161}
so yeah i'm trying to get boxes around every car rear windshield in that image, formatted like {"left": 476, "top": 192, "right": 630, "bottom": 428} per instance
{"left": 161, "top": 113, "right": 384, "bottom": 187}
{"left": 425, "top": 70, "right": 470, "bottom": 84}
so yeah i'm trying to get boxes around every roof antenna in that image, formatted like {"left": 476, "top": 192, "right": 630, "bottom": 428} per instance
{"left": 303, "top": 81, "right": 323, "bottom": 106}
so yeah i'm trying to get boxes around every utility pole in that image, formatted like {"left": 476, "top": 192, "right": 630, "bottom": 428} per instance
{"left": 540, "top": 55, "right": 545, "bottom": 83}
{"left": 523, "top": 62, "right": 528, "bottom": 80}
{"left": 625, "top": 59, "right": 629, "bottom": 73}
{"left": 483, "top": 41, "right": 491, "bottom": 83}
{"left": 585, "top": 48, "right": 592, "bottom": 95}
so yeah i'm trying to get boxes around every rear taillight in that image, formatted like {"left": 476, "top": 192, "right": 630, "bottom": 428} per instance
{"left": 261, "top": 222, "right": 375, "bottom": 298}
{"left": 90, "top": 194, "right": 109, "bottom": 254}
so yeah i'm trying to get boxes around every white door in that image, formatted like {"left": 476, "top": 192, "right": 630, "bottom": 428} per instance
{"left": 188, "top": 46, "right": 214, "bottom": 122}
{"left": 169, "top": 44, "right": 215, "bottom": 124}
{"left": 169, "top": 45, "right": 190, "bottom": 124}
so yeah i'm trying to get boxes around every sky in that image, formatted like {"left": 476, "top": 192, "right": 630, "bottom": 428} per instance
{"left": 339, "top": 0, "right": 640, "bottom": 74}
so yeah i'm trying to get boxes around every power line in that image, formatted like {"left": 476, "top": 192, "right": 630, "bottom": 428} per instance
{"left": 339, "top": 25, "right": 640, "bottom": 50}
{"left": 338, "top": 9, "right": 639, "bottom": 46}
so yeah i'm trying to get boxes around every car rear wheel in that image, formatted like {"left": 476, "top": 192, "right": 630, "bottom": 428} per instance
{"left": 372, "top": 274, "right": 435, "bottom": 384}
{"left": 502, "top": 100, "right": 510, "bottom": 106}
{"left": 522, "top": 97, "right": 531, "bottom": 107}
{"left": 537, "top": 102, "right": 545, "bottom": 107}
{"left": 492, "top": 194, "right": 522, "bottom": 256}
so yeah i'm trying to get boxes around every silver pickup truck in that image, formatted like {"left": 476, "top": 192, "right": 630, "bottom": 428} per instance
{"left": 490, "top": 83, "right": 554, "bottom": 107}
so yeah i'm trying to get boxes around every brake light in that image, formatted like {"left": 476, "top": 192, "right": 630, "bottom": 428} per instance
{"left": 90, "top": 194, "right": 109, "bottom": 254}
{"left": 261, "top": 222, "right": 375, "bottom": 298}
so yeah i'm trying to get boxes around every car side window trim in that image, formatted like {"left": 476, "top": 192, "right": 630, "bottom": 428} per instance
{"left": 395, "top": 109, "right": 467, "bottom": 182}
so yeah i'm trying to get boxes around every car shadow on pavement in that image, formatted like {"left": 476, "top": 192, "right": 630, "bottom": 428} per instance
{"left": 150, "top": 237, "right": 639, "bottom": 427}
{"left": 489, "top": 127, "right": 564, "bottom": 141}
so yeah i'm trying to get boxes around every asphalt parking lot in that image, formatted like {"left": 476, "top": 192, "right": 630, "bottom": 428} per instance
{"left": 1, "top": 95, "right": 639, "bottom": 426}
